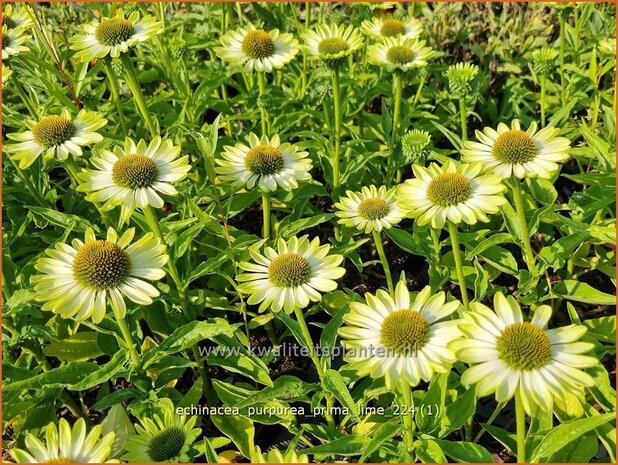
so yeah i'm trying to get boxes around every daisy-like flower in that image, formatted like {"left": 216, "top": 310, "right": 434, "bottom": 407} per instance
{"left": 2, "top": 4, "right": 33, "bottom": 31}
{"left": 215, "top": 24, "right": 299, "bottom": 73}
{"left": 123, "top": 398, "right": 201, "bottom": 463}
{"left": 398, "top": 160, "right": 506, "bottom": 229}
{"left": 362, "top": 16, "right": 422, "bottom": 41}
{"left": 237, "top": 236, "right": 345, "bottom": 313}
{"left": 452, "top": 293, "right": 598, "bottom": 415}
{"left": 335, "top": 185, "right": 406, "bottom": 233}
{"left": 368, "top": 36, "right": 432, "bottom": 73}
{"left": 303, "top": 24, "right": 364, "bottom": 64}
{"left": 77, "top": 137, "right": 191, "bottom": 221}
{"left": 254, "top": 447, "right": 309, "bottom": 463}
{"left": 69, "top": 10, "right": 162, "bottom": 62}
{"left": 8, "top": 418, "right": 116, "bottom": 463}
{"left": 2, "top": 24, "right": 30, "bottom": 59}
{"left": 462, "top": 119, "right": 571, "bottom": 179}
{"left": 32, "top": 227, "right": 167, "bottom": 323}
{"left": 4, "top": 109, "right": 106, "bottom": 169}
{"left": 216, "top": 133, "right": 312, "bottom": 193}
{"left": 339, "top": 278, "right": 461, "bottom": 388}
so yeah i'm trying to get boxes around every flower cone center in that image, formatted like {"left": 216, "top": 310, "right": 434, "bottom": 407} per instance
{"left": 33, "top": 116, "right": 76, "bottom": 148}
{"left": 497, "top": 322, "right": 552, "bottom": 370}
{"left": 492, "top": 130, "right": 538, "bottom": 164}
{"left": 358, "top": 198, "right": 390, "bottom": 220}
{"left": 386, "top": 45, "right": 415, "bottom": 65}
{"left": 44, "top": 458, "right": 78, "bottom": 463}
{"left": 147, "top": 427, "right": 186, "bottom": 462}
{"left": 95, "top": 18, "right": 135, "bottom": 46}
{"left": 2, "top": 32, "right": 10, "bottom": 48}
{"left": 426, "top": 172, "right": 472, "bottom": 207}
{"left": 268, "top": 253, "right": 312, "bottom": 287}
{"left": 242, "top": 30, "right": 275, "bottom": 59}
{"left": 112, "top": 154, "right": 159, "bottom": 189}
{"left": 381, "top": 309, "right": 429, "bottom": 355}
{"left": 2, "top": 16, "right": 16, "bottom": 29}
{"left": 380, "top": 19, "right": 406, "bottom": 37}
{"left": 73, "top": 240, "right": 130, "bottom": 290}
{"left": 245, "top": 144, "right": 284, "bottom": 176}
{"left": 318, "top": 37, "right": 349, "bottom": 56}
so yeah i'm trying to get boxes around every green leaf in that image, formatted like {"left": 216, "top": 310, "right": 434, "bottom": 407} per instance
{"left": 359, "top": 420, "right": 400, "bottom": 462}
{"left": 278, "top": 213, "right": 334, "bottom": 239}
{"left": 27, "top": 206, "right": 99, "bottom": 232}
{"left": 415, "top": 439, "right": 448, "bottom": 463}
{"left": 537, "top": 231, "right": 589, "bottom": 270}
{"left": 43, "top": 332, "right": 104, "bottom": 362}
{"left": 304, "top": 435, "right": 370, "bottom": 456}
{"left": 4, "top": 362, "right": 99, "bottom": 391}
{"left": 440, "top": 387, "right": 477, "bottom": 437}
{"left": 71, "top": 350, "right": 129, "bottom": 391}
{"left": 546, "top": 433, "right": 598, "bottom": 463}
{"left": 385, "top": 227, "right": 424, "bottom": 256}
{"left": 431, "top": 121, "right": 464, "bottom": 151}
{"left": 479, "top": 246, "right": 519, "bottom": 276}
{"left": 432, "top": 439, "right": 494, "bottom": 463}
{"left": 233, "top": 376, "right": 316, "bottom": 409}
{"left": 207, "top": 353, "right": 273, "bottom": 386}
{"left": 530, "top": 412, "right": 615, "bottom": 461}
{"left": 550, "top": 280, "right": 615, "bottom": 305}
{"left": 203, "top": 437, "right": 219, "bottom": 464}
{"left": 210, "top": 413, "right": 255, "bottom": 459}
{"left": 101, "top": 404, "right": 135, "bottom": 458}
{"left": 323, "top": 370, "right": 358, "bottom": 418}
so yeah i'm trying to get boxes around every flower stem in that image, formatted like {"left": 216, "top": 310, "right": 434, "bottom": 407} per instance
{"left": 331, "top": 67, "right": 342, "bottom": 199}
{"left": 447, "top": 221, "right": 470, "bottom": 312}
{"left": 540, "top": 74, "right": 546, "bottom": 127}
{"left": 372, "top": 230, "right": 394, "bottom": 296}
{"left": 515, "top": 390, "right": 526, "bottom": 463}
{"left": 300, "top": 1, "right": 310, "bottom": 97}
{"left": 559, "top": 11, "right": 566, "bottom": 105}
{"left": 390, "top": 72, "right": 403, "bottom": 185}
{"left": 119, "top": 53, "right": 158, "bottom": 138}
{"left": 116, "top": 314, "right": 140, "bottom": 367}
{"left": 399, "top": 379, "right": 415, "bottom": 461}
{"left": 142, "top": 205, "right": 188, "bottom": 313}
{"left": 412, "top": 73, "right": 426, "bottom": 110}
{"left": 459, "top": 97, "right": 468, "bottom": 141}
{"left": 262, "top": 192, "right": 271, "bottom": 240}
{"left": 11, "top": 78, "right": 39, "bottom": 118}
{"left": 103, "top": 60, "right": 128, "bottom": 137}
{"left": 293, "top": 306, "right": 336, "bottom": 429}
{"left": 257, "top": 71, "right": 269, "bottom": 136}
{"left": 510, "top": 177, "right": 537, "bottom": 275}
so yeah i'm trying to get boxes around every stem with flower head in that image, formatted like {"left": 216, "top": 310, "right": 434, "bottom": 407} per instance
{"left": 331, "top": 67, "right": 342, "bottom": 198}
{"left": 515, "top": 390, "right": 526, "bottom": 463}
{"left": 293, "top": 306, "right": 336, "bottom": 428}
{"left": 262, "top": 192, "right": 272, "bottom": 240}
{"left": 510, "top": 177, "right": 537, "bottom": 275}
{"left": 119, "top": 53, "right": 158, "bottom": 138}
{"left": 103, "top": 60, "right": 128, "bottom": 137}
{"left": 372, "top": 230, "right": 394, "bottom": 296}
{"left": 116, "top": 313, "right": 140, "bottom": 367}
{"left": 257, "top": 71, "right": 269, "bottom": 136}
{"left": 447, "top": 222, "right": 470, "bottom": 312}
{"left": 540, "top": 75, "right": 546, "bottom": 127}
{"left": 459, "top": 97, "right": 468, "bottom": 142}
{"left": 399, "top": 379, "right": 415, "bottom": 461}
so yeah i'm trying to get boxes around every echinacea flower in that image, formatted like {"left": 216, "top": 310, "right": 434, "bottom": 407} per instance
{"left": 123, "top": 398, "right": 201, "bottom": 463}
{"left": 254, "top": 447, "right": 309, "bottom": 463}
{"left": 5, "top": 109, "right": 106, "bottom": 169}
{"left": 2, "top": 4, "right": 33, "bottom": 31}
{"left": 303, "top": 24, "right": 364, "bottom": 64}
{"left": 362, "top": 16, "right": 422, "bottom": 40}
{"left": 401, "top": 128, "right": 431, "bottom": 164}
{"left": 452, "top": 293, "right": 598, "bottom": 415}
{"left": 32, "top": 227, "right": 167, "bottom": 322}
{"left": 339, "top": 278, "right": 461, "bottom": 388}
{"left": 8, "top": 418, "right": 116, "bottom": 463}
{"left": 444, "top": 62, "right": 479, "bottom": 97}
{"left": 70, "top": 10, "right": 162, "bottom": 62}
{"left": 398, "top": 160, "right": 506, "bottom": 229}
{"left": 335, "top": 185, "right": 406, "bottom": 233}
{"left": 237, "top": 236, "right": 345, "bottom": 313}
{"left": 216, "top": 133, "right": 312, "bottom": 193}
{"left": 367, "top": 37, "right": 432, "bottom": 73}
{"left": 462, "top": 119, "right": 571, "bottom": 179}
{"left": 531, "top": 47, "right": 559, "bottom": 76}
{"left": 2, "top": 24, "right": 30, "bottom": 59}
{"left": 78, "top": 137, "right": 191, "bottom": 221}
{"left": 215, "top": 24, "right": 299, "bottom": 73}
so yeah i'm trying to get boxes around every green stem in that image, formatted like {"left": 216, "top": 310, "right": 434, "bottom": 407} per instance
{"left": 12, "top": 78, "right": 39, "bottom": 118}
{"left": 559, "top": 11, "right": 566, "bottom": 105}
{"left": 257, "top": 71, "right": 269, "bottom": 136}
{"left": 142, "top": 205, "right": 188, "bottom": 313}
{"left": 103, "top": 61, "right": 128, "bottom": 136}
{"left": 399, "top": 379, "right": 415, "bottom": 461}
{"left": 262, "top": 192, "right": 271, "bottom": 240}
{"left": 447, "top": 221, "right": 470, "bottom": 312}
{"left": 511, "top": 177, "right": 537, "bottom": 275}
{"left": 515, "top": 390, "right": 526, "bottom": 463}
{"left": 119, "top": 53, "right": 158, "bottom": 137}
{"left": 540, "top": 74, "right": 546, "bottom": 127}
{"left": 372, "top": 230, "right": 394, "bottom": 296}
{"left": 331, "top": 67, "right": 342, "bottom": 198}
{"left": 293, "top": 306, "right": 336, "bottom": 428}
{"left": 412, "top": 73, "right": 426, "bottom": 110}
{"left": 116, "top": 314, "right": 140, "bottom": 367}
{"left": 390, "top": 72, "right": 403, "bottom": 185}
{"left": 459, "top": 97, "right": 468, "bottom": 141}
{"left": 591, "top": 91, "right": 600, "bottom": 131}
{"left": 300, "top": 1, "right": 310, "bottom": 96}
{"left": 7, "top": 157, "right": 46, "bottom": 206}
